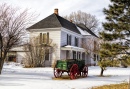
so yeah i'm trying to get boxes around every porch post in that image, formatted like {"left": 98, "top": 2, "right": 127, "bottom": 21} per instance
{"left": 70, "top": 50, "right": 72, "bottom": 59}
{"left": 81, "top": 52, "right": 82, "bottom": 59}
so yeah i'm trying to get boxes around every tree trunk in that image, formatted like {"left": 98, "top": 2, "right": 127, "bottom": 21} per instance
{"left": 0, "top": 59, "right": 4, "bottom": 74}
{"left": 100, "top": 68, "right": 104, "bottom": 76}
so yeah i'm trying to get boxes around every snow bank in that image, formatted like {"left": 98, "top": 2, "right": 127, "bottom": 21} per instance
{"left": 0, "top": 62, "right": 130, "bottom": 89}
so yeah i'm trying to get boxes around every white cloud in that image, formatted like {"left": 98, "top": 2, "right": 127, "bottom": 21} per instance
{"left": 0, "top": 0, "right": 111, "bottom": 23}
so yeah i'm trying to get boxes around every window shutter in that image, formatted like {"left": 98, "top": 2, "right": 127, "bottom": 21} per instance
{"left": 75, "top": 37, "right": 78, "bottom": 47}
{"left": 47, "top": 32, "right": 49, "bottom": 44}
{"left": 69, "top": 35, "right": 71, "bottom": 45}
{"left": 67, "top": 34, "right": 68, "bottom": 45}
{"left": 39, "top": 33, "right": 42, "bottom": 44}
{"left": 77, "top": 38, "right": 78, "bottom": 47}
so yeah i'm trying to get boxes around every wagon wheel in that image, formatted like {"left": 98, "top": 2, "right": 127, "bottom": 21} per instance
{"left": 82, "top": 65, "right": 88, "bottom": 77}
{"left": 67, "top": 72, "right": 70, "bottom": 76}
{"left": 70, "top": 64, "right": 79, "bottom": 79}
{"left": 54, "top": 67, "right": 62, "bottom": 78}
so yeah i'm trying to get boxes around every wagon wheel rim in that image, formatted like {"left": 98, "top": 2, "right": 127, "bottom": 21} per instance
{"left": 67, "top": 72, "right": 70, "bottom": 76}
{"left": 82, "top": 65, "right": 88, "bottom": 77}
{"left": 54, "top": 67, "right": 62, "bottom": 78}
{"left": 70, "top": 64, "right": 78, "bottom": 79}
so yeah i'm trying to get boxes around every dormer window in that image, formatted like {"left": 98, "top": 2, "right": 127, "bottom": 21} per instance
{"left": 67, "top": 34, "right": 71, "bottom": 45}
{"left": 75, "top": 37, "right": 78, "bottom": 47}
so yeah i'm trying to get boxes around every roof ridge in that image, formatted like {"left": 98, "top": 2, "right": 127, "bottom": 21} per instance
{"left": 56, "top": 15, "right": 81, "bottom": 34}
{"left": 53, "top": 14, "right": 62, "bottom": 27}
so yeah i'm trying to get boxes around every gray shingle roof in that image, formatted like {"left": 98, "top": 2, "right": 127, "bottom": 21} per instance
{"left": 27, "top": 13, "right": 80, "bottom": 34}
{"left": 27, "top": 14, "right": 62, "bottom": 29}
{"left": 27, "top": 13, "right": 98, "bottom": 37}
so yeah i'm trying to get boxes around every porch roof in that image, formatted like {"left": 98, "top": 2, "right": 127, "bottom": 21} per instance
{"left": 61, "top": 45, "right": 86, "bottom": 52}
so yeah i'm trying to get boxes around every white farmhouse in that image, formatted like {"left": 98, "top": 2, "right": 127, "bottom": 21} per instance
{"left": 26, "top": 9, "right": 99, "bottom": 67}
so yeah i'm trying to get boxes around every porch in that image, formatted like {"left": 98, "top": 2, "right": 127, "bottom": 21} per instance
{"left": 61, "top": 45, "right": 97, "bottom": 66}
{"left": 61, "top": 45, "right": 86, "bottom": 59}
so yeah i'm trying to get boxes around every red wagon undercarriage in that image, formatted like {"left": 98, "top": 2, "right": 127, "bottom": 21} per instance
{"left": 54, "top": 63, "right": 88, "bottom": 80}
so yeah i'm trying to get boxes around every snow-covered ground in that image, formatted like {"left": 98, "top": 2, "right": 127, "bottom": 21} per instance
{"left": 0, "top": 62, "right": 130, "bottom": 89}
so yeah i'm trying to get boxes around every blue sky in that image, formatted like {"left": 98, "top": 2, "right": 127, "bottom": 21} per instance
{"left": 0, "top": 0, "right": 111, "bottom": 23}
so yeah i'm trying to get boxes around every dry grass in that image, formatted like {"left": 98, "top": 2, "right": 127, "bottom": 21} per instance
{"left": 52, "top": 75, "right": 86, "bottom": 80}
{"left": 92, "top": 83, "right": 128, "bottom": 89}
{"left": 96, "top": 75, "right": 112, "bottom": 77}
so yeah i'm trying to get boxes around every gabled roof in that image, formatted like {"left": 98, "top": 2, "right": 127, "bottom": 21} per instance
{"left": 77, "top": 24, "right": 98, "bottom": 38}
{"left": 27, "top": 13, "right": 98, "bottom": 37}
{"left": 27, "top": 14, "right": 62, "bottom": 29}
{"left": 27, "top": 14, "right": 80, "bottom": 34}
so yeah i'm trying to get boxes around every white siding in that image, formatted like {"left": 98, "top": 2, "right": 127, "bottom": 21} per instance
{"left": 78, "top": 38, "right": 82, "bottom": 47}
{"left": 60, "top": 29, "right": 83, "bottom": 60}
{"left": 60, "top": 29, "right": 82, "bottom": 47}
{"left": 60, "top": 50, "right": 66, "bottom": 59}
{"left": 16, "top": 52, "right": 26, "bottom": 63}
{"left": 61, "top": 31, "right": 67, "bottom": 46}
{"left": 49, "top": 31, "right": 61, "bottom": 62}
{"left": 71, "top": 36, "right": 74, "bottom": 46}
{"left": 30, "top": 29, "right": 61, "bottom": 66}
{"left": 28, "top": 27, "right": 99, "bottom": 66}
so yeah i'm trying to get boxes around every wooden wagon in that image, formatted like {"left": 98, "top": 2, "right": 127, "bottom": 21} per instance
{"left": 54, "top": 59, "right": 88, "bottom": 79}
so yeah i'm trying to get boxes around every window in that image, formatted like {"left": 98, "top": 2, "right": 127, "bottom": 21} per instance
{"left": 76, "top": 52, "right": 81, "bottom": 59}
{"left": 39, "top": 32, "right": 49, "bottom": 44}
{"left": 67, "top": 34, "right": 71, "bottom": 45}
{"left": 75, "top": 37, "right": 78, "bottom": 46}
{"left": 66, "top": 50, "right": 69, "bottom": 59}
{"left": 93, "top": 54, "right": 96, "bottom": 61}
{"left": 79, "top": 53, "right": 80, "bottom": 59}
{"left": 73, "top": 51, "right": 76, "bottom": 59}
{"left": 77, "top": 52, "right": 78, "bottom": 59}
{"left": 43, "top": 34, "right": 47, "bottom": 43}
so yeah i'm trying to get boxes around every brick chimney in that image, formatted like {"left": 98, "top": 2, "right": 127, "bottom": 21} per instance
{"left": 70, "top": 20, "right": 73, "bottom": 23}
{"left": 54, "top": 8, "right": 58, "bottom": 15}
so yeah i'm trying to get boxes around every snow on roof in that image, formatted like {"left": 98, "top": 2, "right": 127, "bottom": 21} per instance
{"left": 61, "top": 45, "right": 86, "bottom": 52}
{"left": 76, "top": 26, "right": 91, "bottom": 35}
{"left": 10, "top": 46, "right": 25, "bottom": 52}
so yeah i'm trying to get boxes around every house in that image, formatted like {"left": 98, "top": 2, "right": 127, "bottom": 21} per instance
{"left": 7, "top": 46, "right": 26, "bottom": 63}
{"left": 27, "top": 9, "right": 99, "bottom": 67}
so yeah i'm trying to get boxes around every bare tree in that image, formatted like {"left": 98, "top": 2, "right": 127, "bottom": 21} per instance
{"left": 23, "top": 36, "right": 57, "bottom": 67}
{"left": 64, "top": 10, "right": 99, "bottom": 32}
{"left": 81, "top": 38, "right": 99, "bottom": 53}
{"left": 81, "top": 37, "right": 100, "bottom": 57}
{"left": 0, "top": 4, "right": 35, "bottom": 74}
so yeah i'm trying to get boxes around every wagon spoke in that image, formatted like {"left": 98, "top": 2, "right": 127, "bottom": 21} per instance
{"left": 82, "top": 65, "right": 88, "bottom": 77}
{"left": 70, "top": 64, "right": 78, "bottom": 80}
{"left": 54, "top": 67, "right": 62, "bottom": 78}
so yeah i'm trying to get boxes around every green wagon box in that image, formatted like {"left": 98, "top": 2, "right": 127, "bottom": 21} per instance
{"left": 54, "top": 59, "right": 88, "bottom": 80}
